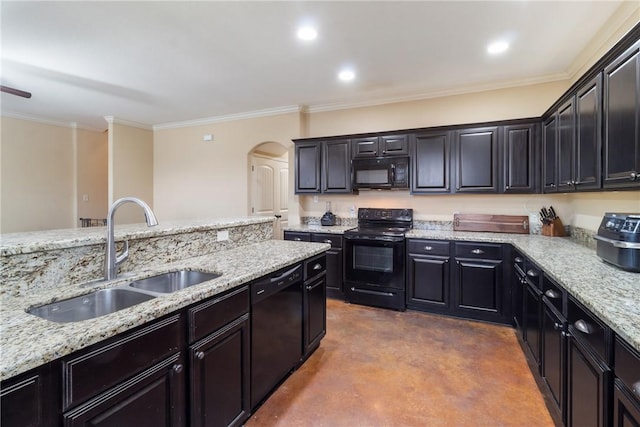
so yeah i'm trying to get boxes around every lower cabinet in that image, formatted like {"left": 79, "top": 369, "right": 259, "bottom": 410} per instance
{"left": 303, "top": 254, "right": 327, "bottom": 359}
{"left": 541, "top": 300, "right": 566, "bottom": 421}
{"left": 523, "top": 280, "right": 542, "bottom": 368}
{"left": 406, "top": 239, "right": 451, "bottom": 313}
{"left": 613, "top": 337, "right": 640, "bottom": 426}
{"left": 0, "top": 363, "right": 58, "bottom": 427}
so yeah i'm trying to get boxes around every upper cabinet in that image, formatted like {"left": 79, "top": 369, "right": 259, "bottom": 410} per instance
{"left": 294, "top": 139, "right": 352, "bottom": 194}
{"left": 410, "top": 131, "right": 451, "bottom": 194}
{"left": 502, "top": 122, "right": 539, "bottom": 193}
{"left": 352, "top": 134, "right": 408, "bottom": 158}
{"left": 453, "top": 126, "right": 499, "bottom": 193}
{"left": 575, "top": 74, "right": 603, "bottom": 190}
{"left": 556, "top": 98, "right": 576, "bottom": 192}
{"left": 543, "top": 115, "right": 558, "bottom": 192}
{"left": 603, "top": 40, "right": 640, "bottom": 189}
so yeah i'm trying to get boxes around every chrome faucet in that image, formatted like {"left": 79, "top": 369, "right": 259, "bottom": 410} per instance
{"left": 104, "top": 197, "right": 158, "bottom": 281}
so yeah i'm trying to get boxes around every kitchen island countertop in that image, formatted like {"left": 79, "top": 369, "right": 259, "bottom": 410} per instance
{"left": 0, "top": 239, "right": 329, "bottom": 381}
{"left": 284, "top": 224, "right": 356, "bottom": 234}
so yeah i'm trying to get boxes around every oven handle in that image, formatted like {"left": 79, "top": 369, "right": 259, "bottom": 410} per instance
{"left": 593, "top": 235, "right": 640, "bottom": 249}
{"left": 344, "top": 235, "right": 404, "bottom": 243}
{"left": 350, "top": 287, "right": 395, "bottom": 297}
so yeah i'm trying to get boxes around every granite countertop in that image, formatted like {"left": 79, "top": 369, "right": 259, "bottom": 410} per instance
{"left": 0, "top": 239, "right": 329, "bottom": 381}
{"left": 1, "top": 216, "right": 273, "bottom": 256}
{"left": 284, "top": 224, "right": 356, "bottom": 234}
{"left": 405, "top": 229, "right": 640, "bottom": 353}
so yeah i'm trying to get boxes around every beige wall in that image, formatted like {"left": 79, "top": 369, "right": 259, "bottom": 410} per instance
{"left": 0, "top": 116, "right": 75, "bottom": 232}
{"left": 109, "top": 121, "right": 154, "bottom": 224}
{"left": 153, "top": 112, "right": 301, "bottom": 221}
{"left": 76, "top": 128, "right": 108, "bottom": 221}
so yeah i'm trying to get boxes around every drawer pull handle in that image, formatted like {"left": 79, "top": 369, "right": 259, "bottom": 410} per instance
{"left": 574, "top": 319, "right": 595, "bottom": 334}
{"left": 632, "top": 381, "right": 640, "bottom": 397}
{"left": 424, "top": 246, "right": 433, "bottom": 251}
{"left": 526, "top": 269, "right": 539, "bottom": 278}
{"left": 173, "top": 364, "right": 184, "bottom": 374}
{"left": 545, "top": 289, "right": 560, "bottom": 299}
{"left": 323, "top": 239, "right": 332, "bottom": 244}
{"left": 313, "top": 263, "right": 322, "bottom": 270}
{"left": 294, "top": 238, "right": 302, "bottom": 241}
{"left": 256, "top": 289, "right": 265, "bottom": 295}
{"left": 553, "top": 322, "right": 561, "bottom": 331}
{"left": 471, "top": 249, "right": 484, "bottom": 254}
{"left": 196, "top": 351, "right": 205, "bottom": 360}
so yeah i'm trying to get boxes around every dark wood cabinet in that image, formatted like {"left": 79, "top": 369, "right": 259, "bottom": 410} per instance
{"left": 542, "top": 299, "right": 567, "bottom": 422}
{"left": 557, "top": 98, "right": 576, "bottom": 192}
{"left": 453, "top": 126, "right": 499, "bottom": 193}
{"left": 543, "top": 115, "right": 558, "bottom": 192}
{"left": 311, "top": 233, "right": 344, "bottom": 298}
{"left": 303, "top": 254, "right": 327, "bottom": 359}
{"left": 1, "top": 364, "right": 58, "bottom": 427}
{"left": 188, "top": 287, "right": 250, "bottom": 427}
{"left": 613, "top": 337, "right": 640, "bottom": 427}
{"left": 613, "top": 380, "right": 640, "bottom": 427}
{"left": 410, "top": 131, "right": 451, "bottom": 193}
{"left": 295, "top": 142, "right": 321, "bottom": 193}
{"left": 575, "top": 74, "right": 603, "bottom": 190}
{"left": 502, "top": 122, "right": 539, "bottom": 193}
{"left": 603, "top": 40, "right": 640, "bottom": 189}
{"left": 323, "top": 139, "right": 352, "bottom": 193}
{"left": 453, "top": 242, "right": 507, "bottom": 323}
{"left": 63, "top": 353, "right": 186, "bottom": 427}
{"left": 352, "top": 134, "right": 408, "bottom": 158}
{"left": 523, "top": 269, "right": 542, "bottom": 368}
{"left": 406, "top": 239, "right": 451, "bottom": 312}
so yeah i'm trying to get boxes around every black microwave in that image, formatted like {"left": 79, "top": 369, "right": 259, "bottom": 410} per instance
{"left": 352, "top": 156, "right": 409, "bottom": 190}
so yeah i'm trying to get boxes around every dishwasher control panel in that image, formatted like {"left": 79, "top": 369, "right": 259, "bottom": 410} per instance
{"left": 251, "top": 263, "right": 303, "bottom": 304}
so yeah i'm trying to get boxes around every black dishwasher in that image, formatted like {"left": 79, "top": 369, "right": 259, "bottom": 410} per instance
{"left": 250, "top": 263, "right": 303, "bottom": 409}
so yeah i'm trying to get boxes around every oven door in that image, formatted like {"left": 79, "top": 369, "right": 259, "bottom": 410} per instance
{"left": 344, "top": 235, "right": 405, "bottom": 289}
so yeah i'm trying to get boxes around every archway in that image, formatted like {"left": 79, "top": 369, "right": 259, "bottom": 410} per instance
{"left": 248, "top": 142, "right": 289, "bottom": 239}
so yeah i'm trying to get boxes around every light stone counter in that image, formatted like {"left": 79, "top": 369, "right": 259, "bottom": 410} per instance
{"left": 0, "top": 239, "right": 329, "bottom": 381}
{"left": 284, "top": 224, "right": 356, "bottom": 234}
{"left": 405, "top": 229, "right": 640, "bottom": 353}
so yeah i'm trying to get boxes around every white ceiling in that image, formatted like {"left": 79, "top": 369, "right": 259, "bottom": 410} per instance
{"left": 0, "top": 1, "right": 633, "bottom": 131}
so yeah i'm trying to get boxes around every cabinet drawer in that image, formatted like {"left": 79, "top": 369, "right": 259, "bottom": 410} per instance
{"left": 311, "top": 233, "right": 343, "bottom": 248}
{"left": 407, "top": 239, "right": 450, "bottom": 256}
{"left": 454, "top": 242, "right": 502, "bottom": 260}
{"left": 189, "top": 286, "right": 249, "bottom": 343}
{"left": 284, "top": 231, "right": 311, "bottom": 242}
{"left": 568, "top": 296, "right": 610, "bottom": 363}
{"left": 62, "top": 314, "right": 183, "bottom": 410}
{"left": 615, "top": 337, "right": 640, "bottom": 399}
{"left": 541, "top": 275, "right": 565, "bottom": 314}
{"left": 305, "top": 254, "right": 326, "bottom": 281}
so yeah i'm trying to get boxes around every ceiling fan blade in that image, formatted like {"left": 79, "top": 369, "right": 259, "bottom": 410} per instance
{"left": 0, "top": 85, "right": 32, "bottom": 98}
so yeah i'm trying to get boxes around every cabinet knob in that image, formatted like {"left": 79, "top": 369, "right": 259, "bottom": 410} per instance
{"left": 526, "top": 269, "right": 539, "bottom": 278}
{"left": 313, "top": 263, "right": 322, "bottom": 270}
{"left": 544, "top": 289, "right": 560, "bottom": 299}
{"left": 632, "top": 381, "right": 640, "bottom": 398}
{"left": 514, "top": 257, "right": 523, "bottom": 263}
{"left": 294, "top": 237, "right": 302, "bottom": 241}
{"left": 323, "top": 239, "right": 332, "bottom": 244}
{"left": 382, "top": 150, "right": 386, "bottom": 154}
{"left": 424, "top": 246, "right": 433, "bottom": 251}
{"left": 553, "top": 322, "right": 561, "bottom": 330}
{"left": 562, "top": 331, "right": 570, "bottom": 337}
{"left": 173, "top": 364, "right": 184, "bottom": 374}
{"left": 505, "top": 185, "right": 510, "bottom": 190}
{"left": 631, "top": 171, "right": 638, "bottom": 180}
{"left": 196, "top": 351, "right": 205, "bottom": 360}
{"left": 573, "top": 319, "right": 595, "bottom": 334}
{"left": 471, "top": 248, "right": 484, "bottom": 255}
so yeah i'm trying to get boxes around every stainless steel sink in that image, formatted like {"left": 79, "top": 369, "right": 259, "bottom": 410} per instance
{"left": 128, "top": 270, "right": 221, "bottom": 293}
{"left": 27, "top": 288, "right": 156, "bottom": 323}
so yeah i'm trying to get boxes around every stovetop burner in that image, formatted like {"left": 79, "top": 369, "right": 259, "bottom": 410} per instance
{"left": 345, "top": 208, "right": 413, "bottom": 237}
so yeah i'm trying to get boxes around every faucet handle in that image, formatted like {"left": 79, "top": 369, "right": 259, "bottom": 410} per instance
{"left": 115, "top": 241, "right": 130, "bottom": 267}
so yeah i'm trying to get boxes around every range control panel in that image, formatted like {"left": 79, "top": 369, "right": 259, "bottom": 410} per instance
{"left": 602, "top": 214, "right": 640, "bottom": 234}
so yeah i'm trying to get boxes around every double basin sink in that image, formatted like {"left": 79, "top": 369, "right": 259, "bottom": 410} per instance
{"left": 27, "top": 270, "right": 221, "bottom": 323}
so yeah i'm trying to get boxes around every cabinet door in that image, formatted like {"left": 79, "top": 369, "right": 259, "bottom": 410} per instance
{"left": 557, "top": 98, "right": 576, "bottom": 192}
{"left": 295, "top": 142, "right": 321, "bottom": 193}
{"left": 1, "top": 365, "right": 58, "bottom": 427}
{"left": 63, "top": 353, "right": 186, "bottom": 427}
{"left": 524, "top": 282, "right": 542, "bottom": 368}
{"left": 380, "top": 134, "right": 408, "bottom": 156}
{"left": 190, "top": 315, "right": 250, "bottom": 427}
{"left": 406, "top": 254, "right": 450, "bottom": 312}
{"left": 411, "top": 131, "right": 451, "bottom": 193}
{"left": 604, "top": 40, "right": 640, "bottom": 189}
{"left": 613, "top": 380, "right": 640, "bottom": 427}
{"left": 304, "top": 274, "right": 327, "bottom": 358}
{"left": 284, "top": 231, "right": 311, "bottom": 242}
{"left": 542, "top": 302, "right": 566, "bottom": 419}
{"left": 323, "top": 139, "right": 352, "bottom": 193}
{"left": 543, "top": 115, "right": 558, "bottom": 192}
{"left": 453, "top": 258, "right": 503, "bottom": 322}
{"left": 324, "top": 248, "right": 343, "bottom": 297}
{"left": 575, "top": 74, "right": 603, "bottom": 190}
{"left": 453, "top": 126, "right": 499, "bottom": 193}
{"left": 502, "top": 123, "right": 538, "bottom": 193}
{"left": 352, "top": 136, "right": 379, "bottom": 158}
{"left": 566, "top": 335, "right": 611, "bottom": 427}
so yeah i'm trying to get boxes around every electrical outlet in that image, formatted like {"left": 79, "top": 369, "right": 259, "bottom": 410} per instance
{"left": 313, "top": 195, "right": 318, "bottom": 203}
{"left": 217, "top": 230, "right": 229, "bottom": 241}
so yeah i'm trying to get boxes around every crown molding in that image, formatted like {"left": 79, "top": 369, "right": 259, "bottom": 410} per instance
{"left": 152, "top": 105, "right": 302, "bottom": 130}
{"left": 103, "top": 116, "right": 152, "bottom": 130}
{"left": 0, "top": 111, "right": 104, "bottom": 131}
{"left": 306, "top": 73, "right": 569, "bottom": 114}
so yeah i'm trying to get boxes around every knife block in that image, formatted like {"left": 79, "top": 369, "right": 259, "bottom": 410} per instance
{"left": 542, "top": 218, "right": 565, "bottom": 237}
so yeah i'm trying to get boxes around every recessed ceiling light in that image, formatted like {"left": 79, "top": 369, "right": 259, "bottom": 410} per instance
{"left": 338, "top": 70, "right": 355, "bottom": 81}
{"left": 297, "top": 26, "right": 317, "bottom": 41}
{"left": 487, "top": 41, "right": 509, "bottom": 55}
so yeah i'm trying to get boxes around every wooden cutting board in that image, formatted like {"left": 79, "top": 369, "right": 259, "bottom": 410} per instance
{"left": 453, "top": 213, "right": 530, "bottom": 234}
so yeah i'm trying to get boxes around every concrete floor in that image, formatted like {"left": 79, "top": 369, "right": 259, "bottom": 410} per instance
{"left": 247, "top": 298, "right": 555, "bottom": 427}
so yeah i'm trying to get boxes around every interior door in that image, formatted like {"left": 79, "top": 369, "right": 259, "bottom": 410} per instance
{"left": 250, "top": 154, "right": 288, "bottom": 239}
